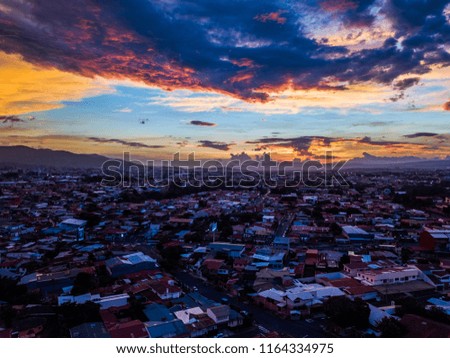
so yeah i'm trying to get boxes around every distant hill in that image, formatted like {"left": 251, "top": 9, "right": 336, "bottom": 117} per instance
{"left": 345, "top": 152, "right": 450, "bottom": 170}
{"left": 1, "top": 146, "right": 449, "bottom": 171}
{"left": 0, "top": 145, "right": 111, "bottom": 169}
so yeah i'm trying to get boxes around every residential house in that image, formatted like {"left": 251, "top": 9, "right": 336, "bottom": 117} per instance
{"left": 145, "top": 319, "right": 189, "bottom": 338}
{"left": 206, "top": 305, "right": 230, "bottom": 325}
{"left": 105, "top": 252, "right": 157, "bottom": 278}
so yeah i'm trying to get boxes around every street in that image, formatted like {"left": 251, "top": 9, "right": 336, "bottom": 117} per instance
{"left": 173, "top": 270, "right": 326, "bottom": 338}
{"left": 275, "top": 213, "right": 295, "bottom": 237}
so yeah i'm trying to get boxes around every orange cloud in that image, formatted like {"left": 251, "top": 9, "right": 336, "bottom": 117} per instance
{"left": 228, "top": 58, "right": 258, "bottom": 68}
{"left": 246, "top": 135, "right": 450, "bottom": 161}
{"left": 227, "top": 72, "right": 254, "bottom": 84}
{"left": 0, "top": 51, "right": 113, "bottom": 115}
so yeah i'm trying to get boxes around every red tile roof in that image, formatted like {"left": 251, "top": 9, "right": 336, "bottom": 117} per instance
{"left": 203, "top": 259, "right": 224, "bottom": 271}
{"left": 344, "top": 285, "right": 377, "bottom": 295}
{"left": 108, "top": 320, "right": 149, "bottom": 338}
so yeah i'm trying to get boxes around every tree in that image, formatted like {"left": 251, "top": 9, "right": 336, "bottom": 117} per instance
{"left": 96, "top": 265, "right": 114, "bottom": 287}
{"left": 401, "top": 247, "right": 412, "bottom": 264}
{"left": 0, "top": 304, "right": 16, "bottom": 327}
{"left": 0, "top": 277, "right": 41, "bottom": 304}
{"left": 396, "top": 297, "right": 450, "bottom": 325}
{"left": 71, "top": 272, "right": 96, "bottom": 295}
{"left": 378, "top": 317, "right": 407, "bottom": 338}
{"left": 57, "top": 302, "right": 101, "bottom": 332}
{"left": 330, "top": 222, "right": 342, "bottom": 236}
{"left": 339, "top": 254, "right": 350, "bottom": 268}
{"left": 426, "top": 306, "right": 450, "bottom": 324}
{"left": 324, "top": 296, "right": 370, "bottom": 329}
{"left": 158, "top": 244, "right": 182, "bottom": 271}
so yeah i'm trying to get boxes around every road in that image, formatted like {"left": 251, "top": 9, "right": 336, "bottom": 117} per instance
{"left": 173, "top": 270, "right": 326, "bottom": 338}
{"left": 275, "top": 213, "right": 295, "bottom": 237}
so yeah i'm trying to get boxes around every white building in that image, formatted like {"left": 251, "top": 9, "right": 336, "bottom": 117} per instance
{"left": 174, "top": 307, "right": 205, "bottom": 324}
{"left": 356, "top": 266, "right": 420, "bottom": 286}
{"left": 257, "top": 282, "right": 345, "bottom": 311}
{"left": 58, "top": 293, "right": 129, "bottom": 309}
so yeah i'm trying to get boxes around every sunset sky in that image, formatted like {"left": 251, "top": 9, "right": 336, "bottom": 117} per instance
{"left": 0, "top": 0, "right": 449, "bottom": 161}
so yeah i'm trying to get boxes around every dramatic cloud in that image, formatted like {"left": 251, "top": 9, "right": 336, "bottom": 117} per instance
{"left": 189, "top": 120, "right": 217, "bottom": 127}
{"left": 0, "top": 0, "right": 448, "bottom": 103}
{"left": 443, "top": 101, "right": 450, "bottom": 111}
{"left": 149, "top": 85, "right": 395, "bottom": 114}
{"left": 247, "top": 136, "right": 331, "bottom": 156}
{"left": 246, "top": 134, "right": 450, "bottom": 160}
{"left": 198, "top": 140, "right": 234, "bottom": 151}
{"left": 403, "top": 132, "right": 438, "bottom": 138}
{"left": 0, "top": 51, "right": 113, "bottom": 115}
{"left": 88, "top": 137, "right": 164, "bottom": 149}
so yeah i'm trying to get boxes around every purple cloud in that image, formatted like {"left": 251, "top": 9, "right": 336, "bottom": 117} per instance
{"left": 0, "top": 0, "right": 448, "bottom": 102}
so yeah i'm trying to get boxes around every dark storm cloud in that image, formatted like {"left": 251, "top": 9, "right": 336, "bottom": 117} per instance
{"left": 383, "top": 0, "right": 449, "bottom": 32}
{"left": 403, "top": 132, "right": 438, "bottom": 138}
{"left": 189, "top": 120, "right": 217, "bottom": 127}
{"left": 382, "top": 1, "right": 450, "bottom": 67}
{"left": 88, "top": 137, "right": 164, "bottom": 149}
{"left": 0, "top": 0, "right": 448, "bottom": 101}
{"left": 198, "top": 140, "right": 233, "bottom": 151}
